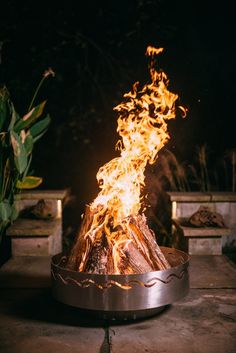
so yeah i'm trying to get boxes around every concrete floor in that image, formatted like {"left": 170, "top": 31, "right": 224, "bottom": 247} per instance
{"left": 0, "top": 255, "right": 236, "bottom": 353}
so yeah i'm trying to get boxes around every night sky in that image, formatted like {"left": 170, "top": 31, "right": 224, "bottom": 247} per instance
{"left": 0, "top": 0, "right": 235, "bottom": 223}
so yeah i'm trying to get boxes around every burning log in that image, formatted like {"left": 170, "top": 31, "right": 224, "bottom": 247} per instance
{"left": 66, "top": 205, "right": 95, "bottom": 271}
{"left": 120, "top": 241, "right": 153, "bottom": 274}
{"left": 128, "top": 214, "right": 170, "bottom": 270}
{"left": 66, "top": 208, "right": 171, "bottom": 274}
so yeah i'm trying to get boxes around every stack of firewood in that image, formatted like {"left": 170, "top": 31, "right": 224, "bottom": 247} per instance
{"left": 66, "top": 206, "right": 170, "bottom": 274}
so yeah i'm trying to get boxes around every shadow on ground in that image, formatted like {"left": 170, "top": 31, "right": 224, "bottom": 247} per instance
{"left": 0, "top": 288, "right": 170, "bottom": 328}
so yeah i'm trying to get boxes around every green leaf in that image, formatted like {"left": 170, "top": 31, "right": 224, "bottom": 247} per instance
{"left": 24, "top": 133, "right": 34, "bottom": 155}
{"left": 32, "top": 130, "right": 49, "bottom": 143}
{"left": 0, "top": 200, "right": 12, "bottom": 221}
{"left": 8, "top": 103, "right": 20, "bottom": 131}
{"left": 10, "top": 203, "right": 19, "bottom": 222}
{"left": 29, "top": 114, "right": 51, "bottom": 138}
{"left": 16, "top": 176, "right": 43, "bottom": 189}
{"left": 10, "top": 131, "right": 28, "bottom": 174}
{"left": 14, "top": 101, "right": 46, "bottom": 133}
{"left": 23, "top": 154, "right": 32, "bottom": 179}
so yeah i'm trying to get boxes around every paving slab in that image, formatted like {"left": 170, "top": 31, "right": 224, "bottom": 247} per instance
{"left": 6, "top": 218, "right": 62, "bottom": 236}
{"left": 15, "top": 189, "right": 68, "bottom": 200}
{"left": 0, "top": 256, "right": 51, "bottom": 288}
{"left": 0, "top": 287, "right": 235, "bottom": 353}
{"left": 111, "top": 289, "right": 236, "bottom": 353}
{"left": 167, "top": 191, "right": 236, "bottom": 202}
{"left": 189, "top": 255, "right": 236, "bottom": 288}
{"left": 0, "top": 289, "right": 105, "bottom": 353}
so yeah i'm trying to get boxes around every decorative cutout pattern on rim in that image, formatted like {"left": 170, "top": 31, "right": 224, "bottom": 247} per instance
{"left": 51, "top": 268, "right": 188, "bottom": 290}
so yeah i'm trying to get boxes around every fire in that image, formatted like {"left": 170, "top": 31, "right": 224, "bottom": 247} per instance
{"left": 68, "top": 46, "right": 186, "bottom": 274}
{"left": 92, "top": 46, "right": 185, "bottom": 222}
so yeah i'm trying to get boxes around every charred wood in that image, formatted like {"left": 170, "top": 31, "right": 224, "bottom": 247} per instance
{"left": 66, "top": 206, "right": 170, "bottom": 274}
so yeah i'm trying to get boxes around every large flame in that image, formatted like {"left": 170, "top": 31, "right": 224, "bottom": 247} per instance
{"left": 92, "top": 46, "right": 184, "bottom": 220}
{"left": 78, "top": 46, "right": 186, "bottom": 273}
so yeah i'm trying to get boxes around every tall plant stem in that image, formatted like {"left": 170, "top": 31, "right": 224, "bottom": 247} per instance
{"left": 2, "top": 159, "right": 10, "bottom": 201}
{"left": 28, "top": 76, "right": 47, "bottom": 112}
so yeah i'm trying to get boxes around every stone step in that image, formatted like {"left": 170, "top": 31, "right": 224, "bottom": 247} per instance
{"left": 6, "top": 218, "right": 62, "bottom": 256}
{"left": 5, "top": 189, "right": 68, "bottom": 257}
{"left": 14, "top": 189, "right": 68, "bottom": 218}
{"left": 168, "top": 191, "right": 236, "bottom": 202}
{"left": 15, "top": 189, "right": 68, "bottom": 201}
{"left": 167, "top": 192, "right": 236, "bottom": 251}
{"left": 172, "top": 218, "right": 232, "bottom": 255}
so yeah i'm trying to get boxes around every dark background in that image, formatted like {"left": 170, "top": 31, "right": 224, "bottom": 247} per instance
{"left": 1, "top": 0, "right": 235, "bottom": 234}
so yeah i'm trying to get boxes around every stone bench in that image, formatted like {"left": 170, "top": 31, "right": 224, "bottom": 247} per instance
{"left": 167, "top": 192, "right": 236, "bottom": 255}
{"left": 6, "top": 190, "right": 68, "bottom": 256}
{"left": 172, "top": 217, "right": 232, "bottom": 255}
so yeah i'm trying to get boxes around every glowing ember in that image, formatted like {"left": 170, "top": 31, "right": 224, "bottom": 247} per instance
{"left": 67, "top": 46, "right": 186, "bottom": 274}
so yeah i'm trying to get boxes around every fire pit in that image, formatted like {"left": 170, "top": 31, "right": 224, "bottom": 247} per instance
{"left": 51, "top": 247, "right": 189, "bottom": 320}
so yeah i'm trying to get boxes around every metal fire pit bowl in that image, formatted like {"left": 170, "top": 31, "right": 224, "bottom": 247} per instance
{"left": 51, "top": 247, "right": 190, "bottom": 321}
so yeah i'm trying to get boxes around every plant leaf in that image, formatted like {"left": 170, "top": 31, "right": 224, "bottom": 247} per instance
{"left": 8, "top": 103, "right": 20, "bottom": 131}
{"left": 24, "top": 133, "right": 34, "bottom": 155}
{"left": 23, "top": 154, "right": 32, "bottom": 179}
{"left": 0, "top": 200, "right": 12, "bottom": 221}
{"left": 10, "top": 131, "right": 28, "bottom": 174}
{"left": 10, "top": 203, "right": 19, "bottom": 221}
{"left": 29, "top": 114, "right": 51, "bottom": 138}
{"left": 32, "top": 130, "right": 49, "bottom": 143}
{"left": 14, "top": 101, "right": 47, "bottom": 133}
{"left": 16, "top": 176, "right": 43, "bottom": 189}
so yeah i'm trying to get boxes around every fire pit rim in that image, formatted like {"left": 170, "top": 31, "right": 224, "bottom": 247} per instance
{"left": 51, "top": 246, "right": 190, "bottom": 277}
